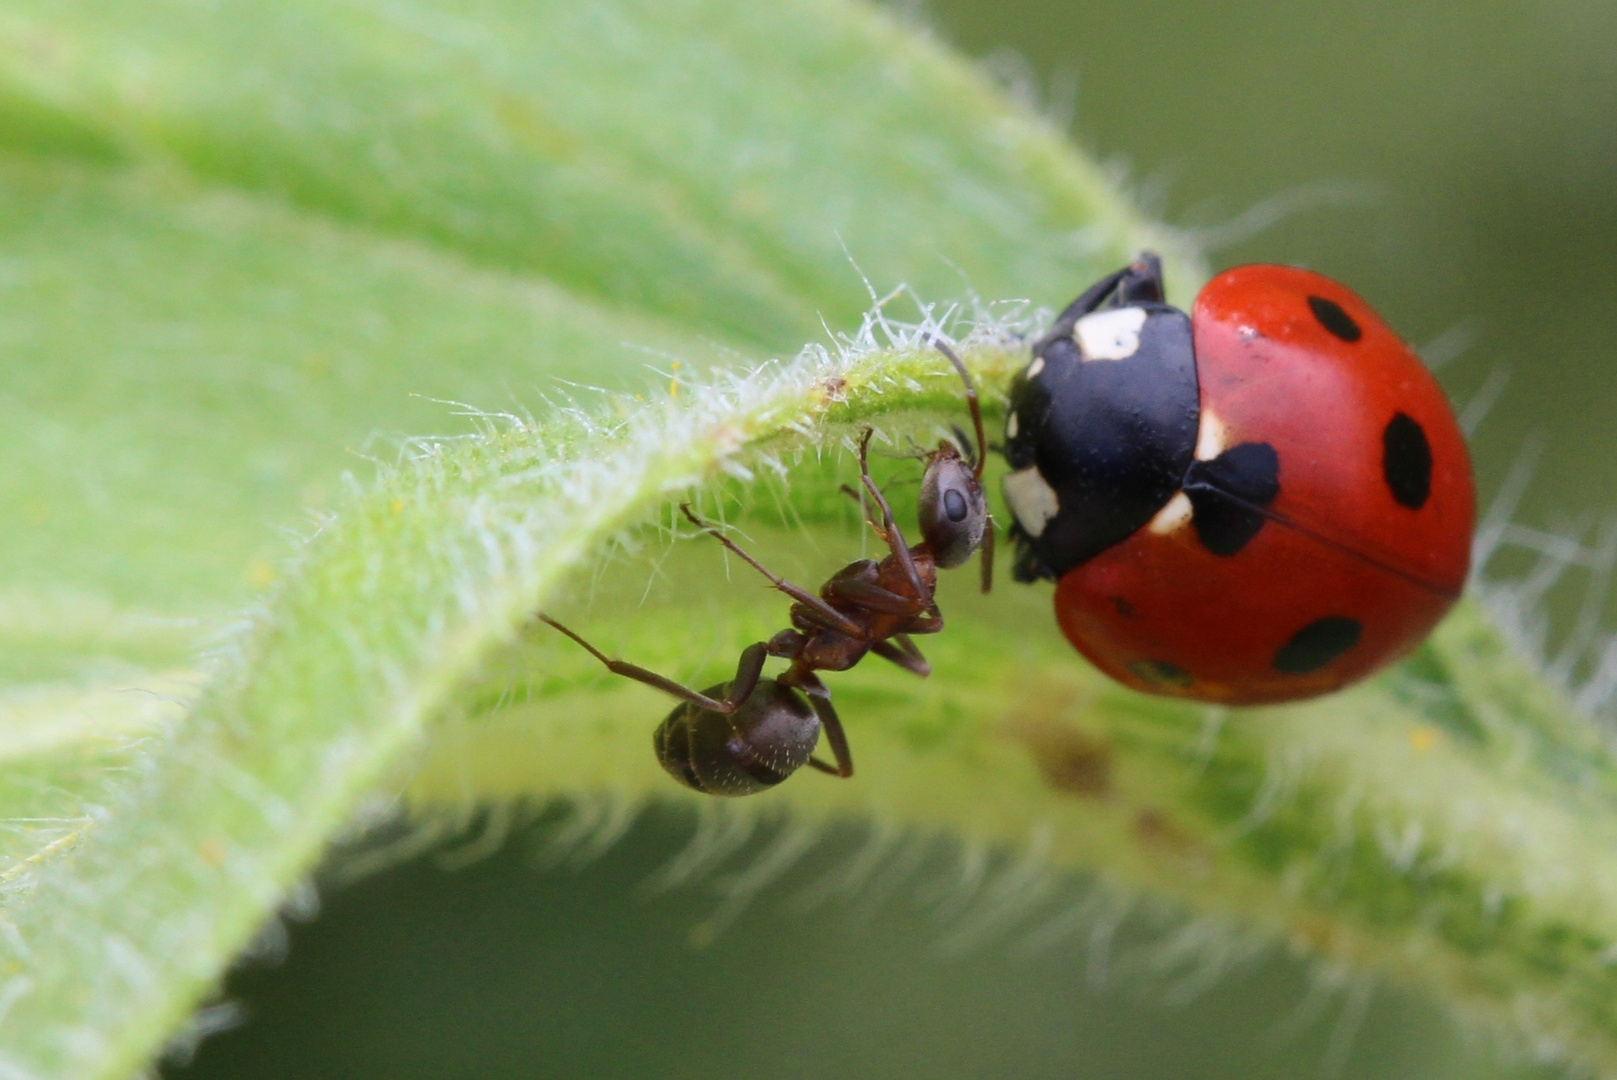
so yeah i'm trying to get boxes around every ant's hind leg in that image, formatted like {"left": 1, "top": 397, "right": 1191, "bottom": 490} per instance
{"left": 538, "top": 614, "right": 767, "bottom": 713}
{"left": 794, "top": 674, "right": 853, "bottom": 778}
{"left": 979, "top": 514, "right": 995, "bottom": 594}
{"left": 871, "top": 636, "right": 930, "bottom": 678}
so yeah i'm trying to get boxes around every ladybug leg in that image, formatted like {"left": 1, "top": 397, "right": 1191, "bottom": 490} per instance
{"left": 793, "top": 673, "right": 853, "bottom": 779}
{"left": 678, "top": 504, "right": 863, "bottom": 637}
{"left": 1039, "top": 253, "right": 1165, "bottom": 344}
{"left": 871, "top": 636, "right": 930, "bottom": 678}
{"left": 1115, "top": 252, "right": 1165, "bottom": 304}
{"left": 855, "top": 429, "right": 930, "bottom": 603}
{"left": 1046, "top": 265, "right": 1132, "bottom": 327}
{"left": 538, "top": 615, "right": 767, "bottom": 714}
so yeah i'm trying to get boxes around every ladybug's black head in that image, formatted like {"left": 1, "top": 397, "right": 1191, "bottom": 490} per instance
{"left": 1001, "top": 255, "right": 1201, "bottom": 582}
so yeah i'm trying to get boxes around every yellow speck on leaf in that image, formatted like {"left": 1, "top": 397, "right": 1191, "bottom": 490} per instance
{"left": 1409, "top": 725, "right": 1439, "bottom": 753}
{"left": 669, "top": 359, "right": 681, "bottom": 400}
{"left": 198, "top": 838, "right": 226, "bottom": 867}
{"left": 246, "top": 559, "right": 277, "bottom": 589}
{"left": 390, "top": 498, "right": 405, "bottom": 513}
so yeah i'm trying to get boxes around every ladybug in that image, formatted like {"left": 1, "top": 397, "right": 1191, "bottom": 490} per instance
{"left": 1000, "top": 253, "right": 1474, "bottom": 704}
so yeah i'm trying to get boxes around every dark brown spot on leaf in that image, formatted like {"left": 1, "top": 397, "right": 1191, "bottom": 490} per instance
{"left": 1009, "top": 718, "right": 1113, "bottom": 798}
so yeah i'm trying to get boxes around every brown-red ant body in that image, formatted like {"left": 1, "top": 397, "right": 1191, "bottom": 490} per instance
{"left": 540, "top": 341, "right": 992, "bottom": 796}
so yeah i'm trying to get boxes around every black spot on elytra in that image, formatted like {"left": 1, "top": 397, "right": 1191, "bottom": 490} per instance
{"left": 1183, "top": 442, "right": 1281, "bottom": 556}
{"left": 1018, "top": 721, "right": 1114, "bottom": 797}
{"left": 1129, "top": 659, "right": 1193, "bottom": 689}
{"left": 1110, "top": 595, "right": 1137, "bottom": 619}
{"left": 1382, "top": 412, "right": 1432, "bottom": 509}
{"left": 1308, "top": 296, "right": 1362, "bottom": 342}
{"left": 1274, "top": 616, "right": 1362, "bottom": 674}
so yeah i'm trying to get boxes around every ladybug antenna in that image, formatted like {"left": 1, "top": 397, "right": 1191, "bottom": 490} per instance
{"left": 929, "top": 337, "right": 986, "bottom": 484}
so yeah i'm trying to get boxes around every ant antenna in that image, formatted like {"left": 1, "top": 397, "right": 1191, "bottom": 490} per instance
{"left": 949, "top": 424, "right": 978, "bottom": 471}
{"left": 927, "top": 336, "right": 994, "bottom": 594}
{"left": 929, "top": 337, "right": 986, "bottom": 484}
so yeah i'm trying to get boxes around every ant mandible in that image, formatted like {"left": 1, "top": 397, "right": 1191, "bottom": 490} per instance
{"left": 540, "top": 340, "right": 993, "bottom": 796}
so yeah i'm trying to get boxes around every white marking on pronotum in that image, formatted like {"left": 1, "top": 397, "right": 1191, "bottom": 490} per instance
{"left": 1195, "top": 407, "right": 1227, "bottom": 461}
{"left": 1148, "top": 491, "right": 1194, "bottom": 535}
{"left": 1002, "top": 466, "right": 1060, "bottom": 538}
{"left": 1073, "top": 306, "right": 1148, "bottom": 361}
{"left": 1025, "top": 356, "right": 1046, "bottom": 378}
{"left": 1005, "top": 412, "right": 1020, "bottom": 440}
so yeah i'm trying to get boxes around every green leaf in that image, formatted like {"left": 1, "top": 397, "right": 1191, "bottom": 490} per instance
{"left": 0, "top": 1, "right": 1611, "bottom": 1079}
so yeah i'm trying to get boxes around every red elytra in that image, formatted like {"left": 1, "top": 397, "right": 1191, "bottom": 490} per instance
{"left": 1045, "top": 264, "right": 1474, "bottom": 704}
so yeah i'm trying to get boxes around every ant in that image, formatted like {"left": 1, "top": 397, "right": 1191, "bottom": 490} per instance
{"left": 539, "top": 340, "right": 993, "bottom": 796}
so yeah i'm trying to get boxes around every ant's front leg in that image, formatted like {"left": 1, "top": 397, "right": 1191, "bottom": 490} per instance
{"left": 838, "top": 483, "right": 889, "bottom": 544}
{"left": 855, "top": 428, "right": 930, "bottom": 604}
{"left": 539, "top": 614, "right": 767, "bottom": 714}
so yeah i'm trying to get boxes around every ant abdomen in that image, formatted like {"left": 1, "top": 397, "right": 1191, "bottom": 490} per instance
{"left": 653, "top": 679, "right": 821, "bottom": 796}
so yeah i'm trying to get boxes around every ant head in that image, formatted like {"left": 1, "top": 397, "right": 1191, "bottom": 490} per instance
{"left": 918, "top": 442, "right": 988, "bottom": 569}
{"left": 920, "top": 337, "right": 994, "bottom": 578}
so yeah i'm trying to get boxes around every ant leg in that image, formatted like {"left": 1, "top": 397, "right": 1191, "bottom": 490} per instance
{"left": 1036, "top": 255, "right": 1162, "bottom": 348}
{"left": 980, "top": 513, "right": 996, "bottom": 594}
{"left": 794, "top": 674, "right": 853, "bottom": 778}
{"left": 905, "top": 613, "right": 944, "bottom": 635}
{"left": 823, "top": 574, "right": 928, "bottom": 616}
{"left": 872, "top": 636, "right": 930, "bottom": 678}
{"left": 679, "top": 505, "right": 863, "bottom": 637}
{"left": 838, "top": 484, "right": 888, "bottom": 543}
{"left": 855, "top": 429, "right": 930, "bottom": 603}
{"left": 539, "top": 614, "right": 766, "bottom": 713}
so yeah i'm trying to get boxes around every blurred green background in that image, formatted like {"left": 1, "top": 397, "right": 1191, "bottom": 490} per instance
{"left": 165, "top": 1, "right": 1613, "bottom": 1077}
